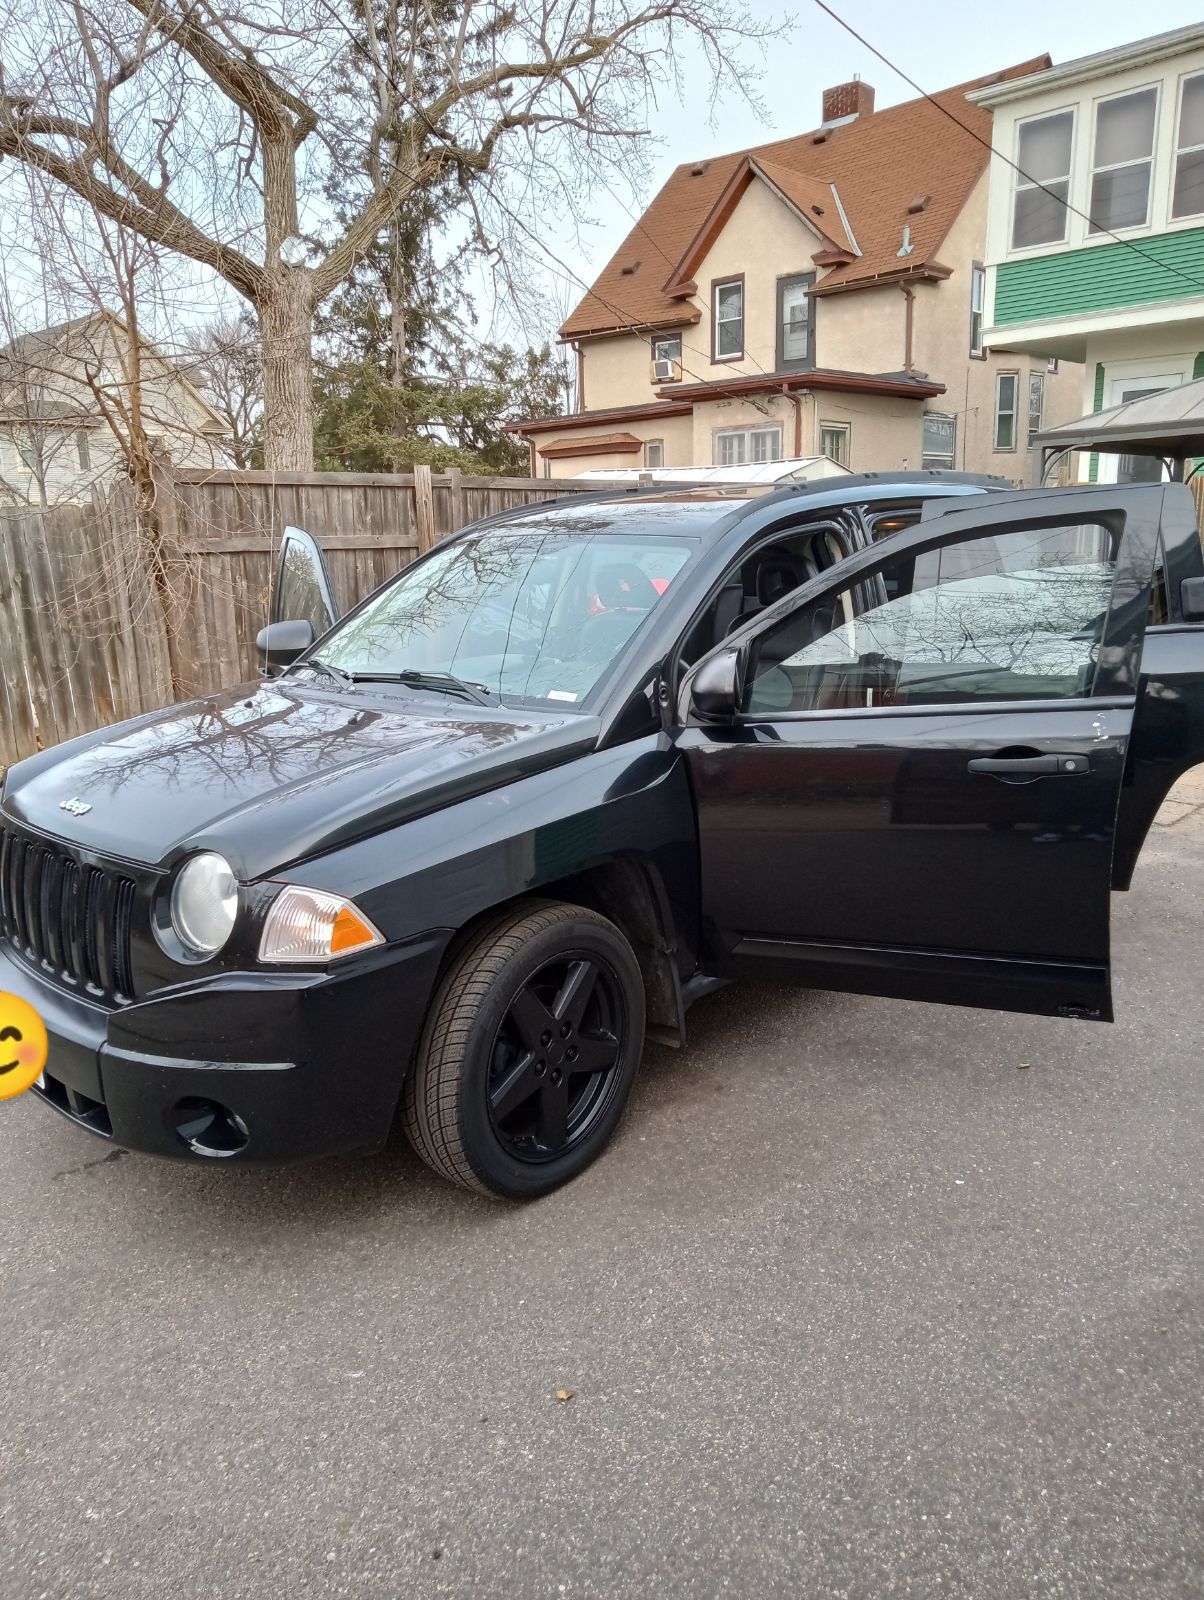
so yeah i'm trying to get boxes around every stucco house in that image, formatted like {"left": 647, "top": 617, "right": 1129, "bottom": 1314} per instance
{"left": 970, "top": 24, "right": 1204, "bottom": 483}
{"left": 508, "top": 62, "right": 1083, "bottom": 483}
{"left": 0, "top": 311, "right": 228, "bottom": 506}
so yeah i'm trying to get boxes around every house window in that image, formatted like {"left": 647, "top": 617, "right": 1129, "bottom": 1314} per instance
{"left": 1173, "top": 72, "right": 1204, "bottom": 219}
{"left": 650, "top": 333, "right": 682, "bottom": 382}
{"left": 714, "top": 425, "right": 782, "bottom": 466}
{"left": 819, "top": 422, "right": 850, "bottom": 465}
{"left": 1027, "top": 370, "right": 1045, "bottom": 444}
{"left": 921, "top": 412, "right": 956, "bottom": 469}
{"left": 15, "top": 429, "right": 37, "bottom": 471}
{"left": 994, "top": 373, "right": 1019, "bottom": 451}
{"left": 76, "top": 430, "right": 91, "bottom": 471}
{"left": 1089, "top": 86, "right": 1157, "bottom": 233}
{"left": 1012, "top": 110, "right": 1073, "bottom": 249}
{"left": 778, "top": 274, "right": 814, "bottom": 368}
{"left": 969, "top": 263, "right": 985, "bottom": 357}
{"left": 713, "top": 279, "right": 744, "bottom": 362}
{"left": 644, "top": 439, "right": 664, "bottom": 469}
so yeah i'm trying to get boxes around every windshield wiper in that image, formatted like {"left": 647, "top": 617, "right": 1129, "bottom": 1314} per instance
{"left": 289, "top": 656, "right": 356, "bottom": 693}
{"left": 350, "top": 669, "right": 498, "bottom": 707}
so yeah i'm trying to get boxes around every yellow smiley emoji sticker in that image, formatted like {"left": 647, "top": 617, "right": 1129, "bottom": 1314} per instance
{"left": 0, "top": 992, "right": 49, "bottom": 1100}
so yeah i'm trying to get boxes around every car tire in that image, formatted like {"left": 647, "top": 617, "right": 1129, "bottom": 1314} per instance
{"left": 402, "top": 900, "right": 646, "bottom": 1199}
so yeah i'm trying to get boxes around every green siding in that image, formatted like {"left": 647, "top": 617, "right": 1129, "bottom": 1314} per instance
{"left": 1088, "top": 363, "right": 1105, "bottom": 485}
{"left": 995, "top": 228, "right": 1204, "bottom": 325}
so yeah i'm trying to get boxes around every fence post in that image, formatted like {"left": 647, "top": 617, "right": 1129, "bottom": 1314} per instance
{"left": 414, "top": 464, "right": 435, "bottom": 552}
{"left": 447, "top": 466, "right": 464, "bottom": 534}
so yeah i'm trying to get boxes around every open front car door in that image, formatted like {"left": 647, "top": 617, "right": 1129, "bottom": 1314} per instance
{"left": 678, "top": 484, "right": 1184, "bottom": 1024}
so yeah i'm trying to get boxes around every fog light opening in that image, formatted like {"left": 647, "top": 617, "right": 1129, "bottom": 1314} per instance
{"left": 173, "top": 1098, "right": 250, "bottom": 1158}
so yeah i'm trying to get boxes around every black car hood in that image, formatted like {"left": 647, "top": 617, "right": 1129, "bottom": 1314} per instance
{"left": 2, "top": 682, "right": 600, "bottom": 879}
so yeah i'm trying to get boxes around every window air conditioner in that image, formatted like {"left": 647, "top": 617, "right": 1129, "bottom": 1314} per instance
{"left": 651, "top": 357, "right": 679, "bottom": 383}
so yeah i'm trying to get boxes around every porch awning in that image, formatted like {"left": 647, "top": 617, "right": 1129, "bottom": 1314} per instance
{"left": 1035, "top": 376, "right": 1204, "bottom": 461}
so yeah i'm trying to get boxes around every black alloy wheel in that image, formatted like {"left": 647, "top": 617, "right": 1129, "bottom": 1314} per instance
{"left": 402, "top": 900, "right": 646, "bottom": 1198}
{"left": 486, "top": 953, "right": 625, "bottom": 1162}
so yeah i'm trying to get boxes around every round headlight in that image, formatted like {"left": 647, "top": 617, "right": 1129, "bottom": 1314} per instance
{"left": 171, "top": 852, "right": 239, "bottom": 957}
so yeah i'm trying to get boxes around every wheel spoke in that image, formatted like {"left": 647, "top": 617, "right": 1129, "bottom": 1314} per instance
{"left": 490, "top": 1053, "right": 539, "bottom": 1121}
{"left": 537, "top": 1081, "right": 570, "bottom": 1151}
{"left": 571, "top": 1030, "right": 620, "bottom": 1077}
{"left": 508, "top": 984, "right": 555, "bottom": 1054}
{"left": 552, "top": 959, "right": 599, "bottom": 1030}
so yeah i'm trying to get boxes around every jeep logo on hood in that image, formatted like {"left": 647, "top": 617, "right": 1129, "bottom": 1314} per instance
{"left": 58, "top": 797, "right": 92, "bottom": 817}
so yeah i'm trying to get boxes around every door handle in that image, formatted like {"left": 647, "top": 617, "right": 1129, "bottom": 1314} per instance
{"left": 968, "top": 754, "right": 1089, "bottom": 778}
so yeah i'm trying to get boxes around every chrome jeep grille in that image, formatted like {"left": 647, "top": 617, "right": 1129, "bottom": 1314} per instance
{"left": 0, "top": 823, "right": 138, "bottom": 1002}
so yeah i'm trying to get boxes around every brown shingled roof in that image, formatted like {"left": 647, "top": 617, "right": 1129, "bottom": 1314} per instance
{"left": 560, "top": 56, "right": 1050, "bottom": 340}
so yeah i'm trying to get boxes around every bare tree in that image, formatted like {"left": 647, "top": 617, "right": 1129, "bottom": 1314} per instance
{"left": 185, "top": 313, "right": 262, "bottom": 469}
{"left": 0, "top": 0, "right": 770, "bottom": 471}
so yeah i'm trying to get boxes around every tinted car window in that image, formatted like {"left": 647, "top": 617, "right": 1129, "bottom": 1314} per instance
{"left": 277, "top": 534, "right": 336, "bottom": 637}
{"left": 746, "top": 522, "right": 1118, "bottom": 714}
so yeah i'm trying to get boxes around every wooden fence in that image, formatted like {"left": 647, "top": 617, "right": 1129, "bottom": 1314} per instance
{"left": 5, "top": 464, "right": 1203, "bottom": 773}
{"left": 0, "top": 466, "right": 596, "bottom": 769}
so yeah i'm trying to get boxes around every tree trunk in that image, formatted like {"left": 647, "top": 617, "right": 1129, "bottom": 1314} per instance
{"left": 259, "top": 272, "right": 315, "bottom": 471}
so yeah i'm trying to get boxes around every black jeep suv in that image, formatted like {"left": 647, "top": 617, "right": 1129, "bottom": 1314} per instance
{"left": 3, "top": 474, "right": 1202, "bottom": 1197}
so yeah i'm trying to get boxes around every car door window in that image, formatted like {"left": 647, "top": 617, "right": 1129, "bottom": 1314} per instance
{"left": 746, "top": 521, "right": 1118, "bottom": 715}
{"left": 275, "top": 528, "right": 338, "bottom": 638}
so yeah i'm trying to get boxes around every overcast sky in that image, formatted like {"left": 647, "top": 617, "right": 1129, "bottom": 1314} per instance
{"left": 526, "top": 3, "right": 1204, "bottom": 339}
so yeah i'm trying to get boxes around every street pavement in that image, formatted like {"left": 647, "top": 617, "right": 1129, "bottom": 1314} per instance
{"left": 2, "top": 779, "right": 1203, "bottom": 1600}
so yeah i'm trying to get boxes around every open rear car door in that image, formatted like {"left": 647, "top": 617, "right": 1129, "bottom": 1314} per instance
{"left": 679, "top": 484, "right": 1201, "bottom": 1023}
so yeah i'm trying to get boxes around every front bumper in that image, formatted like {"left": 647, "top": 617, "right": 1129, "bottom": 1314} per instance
{"left": 1, "top": 932, "right": 451, "bottom": 1162}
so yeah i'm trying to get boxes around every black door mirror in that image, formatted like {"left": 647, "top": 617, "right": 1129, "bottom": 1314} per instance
{"left": 256, "top": 619, "right": 315, "bottom": 675}
{"left": 1182, "top": 576, "right": 1204, "bottom": 622}
{"left": 688, "top": 649, "right": 742, "bottom": 722}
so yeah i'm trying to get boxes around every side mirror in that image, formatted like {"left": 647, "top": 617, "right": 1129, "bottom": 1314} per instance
{"left": 1182, "top": 576, "right": 1204, "bottom": 623}
{"left": 688, "top": 649, "right": 742, "bottom": 722}
{"left": 256, "top": 618, "right": 315, "bottom": 675}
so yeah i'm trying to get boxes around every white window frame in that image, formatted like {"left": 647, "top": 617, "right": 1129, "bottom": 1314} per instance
{"left": 712, "top": 279, "right": 744, "bottom": 364}
{"left": 1087, "top": 82, "right": 1159, "bottom": 236}
{"left": 1172, "top": 70, "right": 1204, "bottom": 222}
{"left": 713, "top": 424, "right": 782, "bottom": 467}
{"left": 921, "top": 412, "right": 957, "bottom": 470}
{"left": 1027, "top": 369, "right": 1045, "bottom": 445}
{"left": 969, "top": 264, "right": 985, "bottom": 358}
{"left": 994, "top": 372, "right": 1019, "bottom": 453}
{"left": 819, "top": 422, "right": 850, "bottom": 466}
{"left": 1010, "top": 107, "right": 1075, "bottom": 253}
{"left": 643, "top": 438, "right": 664, "bottom": 469}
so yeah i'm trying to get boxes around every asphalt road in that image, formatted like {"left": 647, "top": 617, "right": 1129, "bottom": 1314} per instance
{"left": 3, "top": 784, "right": 1203, "bottom": 1600}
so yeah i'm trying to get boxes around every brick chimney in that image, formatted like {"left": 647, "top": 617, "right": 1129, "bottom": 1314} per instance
{"left": 822, "top": 78, "right": 875, "bottom": 124}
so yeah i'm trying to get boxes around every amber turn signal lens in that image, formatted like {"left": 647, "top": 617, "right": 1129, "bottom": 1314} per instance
{"left": 259, "top": 885, "right": 385, "bottom": 964}
{"left": 330, "top": 905, "right": 378, "bottom": 954}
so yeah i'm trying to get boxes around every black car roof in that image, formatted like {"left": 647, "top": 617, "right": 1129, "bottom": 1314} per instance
{"left": 460, "top": 471, "right": 1009, "bottom": 540}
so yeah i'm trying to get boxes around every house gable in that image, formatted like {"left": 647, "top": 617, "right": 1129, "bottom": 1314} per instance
{"left": 561, "top": 55, "right": 1051, "bottom": 341}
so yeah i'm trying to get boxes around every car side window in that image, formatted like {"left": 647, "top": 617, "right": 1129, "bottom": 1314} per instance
{"left": 276, "top": 532, "right": 336, "bottom": 638}
{"left": 745, "top": 520, "right": 1119, "bottom": 716}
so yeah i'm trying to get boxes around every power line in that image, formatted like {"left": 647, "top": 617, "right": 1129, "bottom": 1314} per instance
{"left": 812, "top": 0, "right": 1204, "bottom": 299}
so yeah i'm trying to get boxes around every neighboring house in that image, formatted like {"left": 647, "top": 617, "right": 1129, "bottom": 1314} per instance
{"left": 971, "top": 24, "right": 1204, "bottom": 482}
{"left": 0, "top": 312, "right": 229, "bottom": 506}
{"left": 507, "top": 62, "right": 1082, "bottom": 482}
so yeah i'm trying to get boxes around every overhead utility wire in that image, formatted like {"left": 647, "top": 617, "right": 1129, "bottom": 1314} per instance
{"left": 812, "top": 0, "right": 1204, "bottom": 298}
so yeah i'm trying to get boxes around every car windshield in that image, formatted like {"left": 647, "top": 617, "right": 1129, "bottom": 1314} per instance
{"left": 309, "top": 526, "right": 695, "bottom": 707}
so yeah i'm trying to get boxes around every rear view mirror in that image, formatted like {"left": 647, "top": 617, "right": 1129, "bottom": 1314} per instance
{"left": 1182, "top": 576, "right": 1204, "bottom": 623}
{"left": 256, "top": 619, "right": 315, "bottom": 675}
{"left": 688, "top": 649, "right": 742, "bottom": 722}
